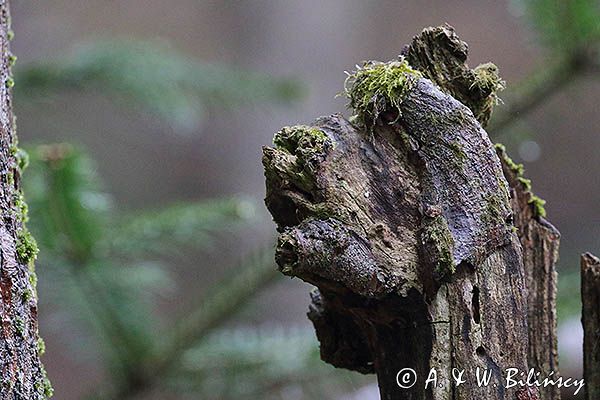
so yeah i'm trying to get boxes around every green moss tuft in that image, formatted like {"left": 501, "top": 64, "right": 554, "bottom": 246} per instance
{"left": 16, "top": 229, "right": 38, "bottom": 264}
{"left": 273, "top": 125, "right": 332, "bottom": 171}
{"left": 14, "top": 317, "right": 25, "bottom": 336}
{"left": 14, "top": 148, "right": 29, "bottom": 171}
{"left": 5, "top": 76, "right": 14, "bottom": 88}
{"left": 471, "top": 62, "right": 505, "bottom": 96}
{"left": 34, "top": 366, "right": 54, "bottom": 398}
{"left": 495, "top": 143, "right": 524, "bottom": 176}
{"left": 517, "top": 176, "right": 532, "bottom": 191}
{"left": 15, "top": 193, "right": 30, "bottom": 223}
{"left": 495, "top": 143, "right": 547, "bottom": 219}
{"left": 22, "top": 288, "right": 33, "bottom": 302}
{"left": 42, "top": 377, "right": 53, "bottom": 398}
{"left": 274, "top": 125, "right": 328, "bottom": 154}
{"left": 344, "top": 58, "right": 422, "bottom": 127}
{"left": 37, "top": 337, "right": 46, "bottom": 356}
{"left": 29, "top": 270, "right": 38, "bottom": 288}
{"left": 529, "top": 195, "right": 547, "bottom": 218}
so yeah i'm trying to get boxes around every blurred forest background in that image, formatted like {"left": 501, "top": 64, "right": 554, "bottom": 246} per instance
{"left": 8, "top": 0, "right": 600, "bottom": 399}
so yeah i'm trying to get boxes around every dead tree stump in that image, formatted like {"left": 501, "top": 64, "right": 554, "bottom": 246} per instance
{"left": 263, "top": 25, "right": 559, "bottom": 400}
{"left": 582, "top": 252, "right": 600, "bottom": 400}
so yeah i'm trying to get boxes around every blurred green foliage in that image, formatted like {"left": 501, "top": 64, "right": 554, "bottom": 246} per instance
{"left": 15, "top": 34, "right": 356, "bottom": 399}
{"left": 515, "top": 0, "right": 600, "bottom": 52}
{"left": 24, "top": 144, "right": 289, "bottom": 398}
{"left": 15, "top": 39, "right": 304, "bottom": 131}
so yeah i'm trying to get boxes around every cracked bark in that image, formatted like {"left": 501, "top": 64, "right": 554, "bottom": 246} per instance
{"left": 263, "top": 25, "right": 559, "bottom": 400}
{"left": 0, "top": 1, "right": 49, "bottom": 399}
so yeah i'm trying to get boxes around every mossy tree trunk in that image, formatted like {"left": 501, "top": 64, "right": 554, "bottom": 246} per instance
{"left": 0, "top": 1, "right": 50, "bottom": 398}
{"left": 263, "top": 25, "right": 559, "bottom": 400}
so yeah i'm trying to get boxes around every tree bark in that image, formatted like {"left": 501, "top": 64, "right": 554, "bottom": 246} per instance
{"left": 581, "top": 252, "right": 600, "bottom": 400}
{"left": 263, "top": 25, "right": 558, "bottom": 400}
{"left": 0, "top": 1, "right": 50, "bottom": 398}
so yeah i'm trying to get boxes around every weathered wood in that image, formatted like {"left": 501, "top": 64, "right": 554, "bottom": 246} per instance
{"left": 0, "top": 1, "right": 50, "bottom": 398}
{"left": 404, "top": 24, "right": 561, "bottom": 400}
{"left": 582, "top": 252, "right": 600, "bottom": 400}
{"left": 263, "top": 25, "right": 552, "bottom": 400}
{"left": 496, "top": 145, "right": 561, "bottom": 400}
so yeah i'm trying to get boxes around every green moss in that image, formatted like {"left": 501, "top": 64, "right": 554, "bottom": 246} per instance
{"left": 29, "top": 270, "right": 38, "bottom": 288}
{"left": 495, "top": 143, "right": 547, "bottom": 218}
{"left": 5, "top": 76, "right": 14, "bottom": 88}
{"left": 16, "top": 228, "right": 38, "bottom": 265}
{"left": 421, "top": 215, "right": 455, "bottom": 279}
{"left": 471, "top": 62, "right": 505, "bottom": 95}
{"left": 14, "top": 317, "right": 25, "bottom": 336}
{"left": 15, "top": 193, "right": 30, "bottom": 223}
{"left": 344, "top": 58, "right": 422, "bottom": 127}
{"left": 517, "top": 176, "right": 532, "bottom": 191}
{"left": 273, "top": 125, "right": 328, "bottom": 156}
{"left": 22, "top": 288, "right": 33, "bottom": 302}
{"left": 272, "top": 125, "right": 331, "bottom": 191}
{"left": 7, "top": 30, "right": 14, "bottom": 41}
{"left": 494, "top": 143, "right": 524, "bottom": 175}
{"left": 529, "top": 195, "right": 547, "bottom": 218}
{"left": 37, "top": 337, "right": 46, "bottom": 356}
{"left": 42, "top": 377, "right": 53, "bottom": 398}
{"left": 34, "top": 367, "right": 53, "bottom": 399}
{"left": 482, "top": 193, "right": 505, "bottom": 226}
{"left": 8, "top": 54, "right": 17, "bottom": 67}
{"left": 6, "top": 171, "right": 14, "bottom": 186}
{"left": 14, "top": 148, "right": 29, "bottom": 171}
{"left": 448, "top": 141, "right": 467, "bottom": 168}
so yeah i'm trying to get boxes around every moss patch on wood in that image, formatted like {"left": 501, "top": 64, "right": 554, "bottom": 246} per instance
{"left": 495, "top": 143, "right": 547, "bottom": 218}
{"left": 274, "top": 125, "right": 330, "bottom": 161}
{"left": 344, "top": 59, "right": 422, "bottom": 128}
{"left": 421, "top": 215, "right": 456, "bottom": 279}
{"left": 471, "top": 62, "right": 505, "bottom": 98}
{"left": 16, "top": 228, "right": 38, "bottom": 265}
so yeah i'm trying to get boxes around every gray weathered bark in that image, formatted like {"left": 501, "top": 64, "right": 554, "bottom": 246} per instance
{"left": 581, "top": 252, "right": 600, "bottom": 400}
{"left": 0, "top": 1, "right": 51, "bottom": 398}
{"left": 263, "top": 25, "right": 559, "bottom": 400}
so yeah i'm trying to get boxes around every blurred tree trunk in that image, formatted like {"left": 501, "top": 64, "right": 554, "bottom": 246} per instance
{"left": 263, "top": 25, "right": 559, "bottom": 400}
{"left": 0, "top": 1, "right": 50, "bottom": 398}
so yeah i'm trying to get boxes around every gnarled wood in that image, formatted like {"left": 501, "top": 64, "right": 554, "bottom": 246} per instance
{"left": 405, "top": 24, "right": 561, "bottom": 400}
{"left": 264, "top": 25, "right": 560, "bottom": 400}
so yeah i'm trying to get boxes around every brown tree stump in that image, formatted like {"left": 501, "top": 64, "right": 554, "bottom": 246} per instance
{"left": 263, "top": 25, "right": 559, "bottom": 400}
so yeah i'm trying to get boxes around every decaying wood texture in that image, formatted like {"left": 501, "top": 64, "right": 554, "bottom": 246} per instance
{"left": 0, "top": 1, "right": 51, "bottom": 398}
{"left": 582, "top": 252, "right": 600, "bottom": 400}
{"left": 496, "top": 145, "right": 561, "bottom": 400}
{"left": 263, "top": 24, "right": 559, "bottom": 400}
